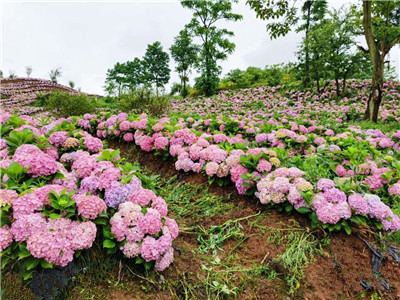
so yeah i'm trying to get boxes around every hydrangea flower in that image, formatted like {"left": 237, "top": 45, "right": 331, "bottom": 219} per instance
{"left": 73, "top": 194, "right": 107, "bottom": 219}
{"left": 0, "top": 189, "right": 18, "bottom": 207}
{"left": 13, "top": 144, "right": 59, "bottom": 178}
{"left": 0, "top": 225, "right": 13, "bottom": 252}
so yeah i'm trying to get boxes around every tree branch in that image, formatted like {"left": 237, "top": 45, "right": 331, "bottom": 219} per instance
{"left": 357, "top": 45, "right": 369, "bottom": 54}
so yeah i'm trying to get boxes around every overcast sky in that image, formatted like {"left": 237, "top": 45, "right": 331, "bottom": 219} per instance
{"left": 1, "top": 0, "right": 399, "bottom": 95}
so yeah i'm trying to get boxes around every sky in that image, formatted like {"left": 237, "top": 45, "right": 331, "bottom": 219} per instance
{"left": 1, "top": 0, "right": 399, "bottom": 95}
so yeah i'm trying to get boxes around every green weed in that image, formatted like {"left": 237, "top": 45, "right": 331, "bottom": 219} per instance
{"left": 267, "top": 221, "right": 329, "bottom": 294}
{"left": 195, "top": 213, "right": 260, "bottom": 256}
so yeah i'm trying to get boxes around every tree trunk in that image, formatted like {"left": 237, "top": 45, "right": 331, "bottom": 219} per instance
{"left": 362, "top": 1, "right": 384, "bottom": 123}
{"left": 335, "top": 77, "right": 340, "bottom": 99}
{"left": 183, "top": 76, "right": 187, "bottom": 98}
{"left": 304, "top": 4, "right": 311, "bottom": 87}
{"left": 364, "top": 62, "right": 383, "bottom": 122}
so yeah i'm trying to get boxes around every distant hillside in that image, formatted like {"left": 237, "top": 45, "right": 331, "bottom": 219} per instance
{"left": 0, "top": 77, "right": 99, "bottom": 115}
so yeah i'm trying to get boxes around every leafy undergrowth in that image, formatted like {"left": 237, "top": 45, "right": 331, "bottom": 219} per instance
{"left": 2, "top": 143, "right": 400, "bottom": 300}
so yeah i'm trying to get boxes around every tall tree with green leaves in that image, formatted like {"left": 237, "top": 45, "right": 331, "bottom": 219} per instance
{"left": 247, "top": 0, "right": 327, "bottom": 87}
{"left": 296, "top": 1, "right": 327, "bottom": 86}
{"left": 298, "top": 6, "right": 370, "bottom": 97}
{"left": 170, "top": 29, "right": 198, "bottom": 97}
{"left": 355, "top": 1, "right": 400, "bottom": 122}
{"left": 181, "top": 0, "right": 242, "bottom": 96}
{"left": 143, "top": 41, "right": 171, "bottom": 95}
{"left": 125, "top": 58, "right": 146, "bottom": 89}
{"left": 105, "top": 62, "right": 127, "bottom": 96}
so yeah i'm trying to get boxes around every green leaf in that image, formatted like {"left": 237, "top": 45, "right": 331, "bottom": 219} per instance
{"left": 135, "top": 256, "right": 145, "bottom": 264}
{"left": 40, "top": 260, "right": 54, "bottom": 269}
{"left": 18, "top": 248, "right": 32, "bottom": 260}
{"left": 25, "top": 257, "right": 40, "bottom": 270}
{"left": 94, "top": 218, "right": 108, "bottom": 225}
{"left": 103, "top": 239, "right": 116, "bottom": 248}
{"left": 296, "top": 207, "right": 311, "bottom": 214}
{"left": 49, "top": 213, "right": 62, "bottom": 220}
{"left": 1, "top": 256, "right": 10, "bottom": 268}
{"left": 23, "top": 271, "right": 34, "bottom": 281}
{"left": 285, "top": 205, "right": 293, "bottom": 213}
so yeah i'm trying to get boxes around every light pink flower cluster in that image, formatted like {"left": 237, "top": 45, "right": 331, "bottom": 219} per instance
{"left": 12, "top": 184, "right": 65, "bottom": 219}
{"left": 388, "top": 181, "right": 400, "bottom": 196}
{"left": 49, "top": 131, "right": 69, "bottom": 147}
{"left": 84, "top": 136, "right": 103, "bottom": 153}
{"left": 13, "top": 144, "right": 59, "bottom": 177}
{"left": 0, "top": 225, "right": 13, "bottom": 252}
{"left": 71, "top": 150, "right": 97, "bottom": 178}
{"left": 255, "top": 167, "right": 309, "bottom": 209}
{"left": 73, "top": 194, "right": 107, "bottom": 219}
{"left": 0, "top": 189, "right": 18, "bottom": 207}
{"left": 26, "top": 217, "right": 96, "bottom": 267}
{"left": 110, "top": 198, "right": 178, "bottom": 271}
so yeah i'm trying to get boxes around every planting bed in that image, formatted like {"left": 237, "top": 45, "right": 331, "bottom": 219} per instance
{"left": 1, "top": 79, "right": 400, "bottom": 299}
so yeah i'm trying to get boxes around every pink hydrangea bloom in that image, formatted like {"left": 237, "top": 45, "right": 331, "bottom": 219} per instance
{"left": 130, "top": 188, "right": 157, "bottom": 206}
{"left": 120, "top": 242, "right": 141, "bottom": 258}
{"left": 256, "top": 159, "right": 272, "bottom": 173}
{"left": 13, "top": 144, "right": 58, "bottom": 178}
{"left": 98, "top": 167, "right": 121, "bottom": 190}
{"left": 123, "top": 132, "right": 134, "bottom": 142}
{"left": 317, "top": 179, "right": 335, "bottom": 191}
{"left": 137, "top": 208, "right": 162, "bottom": 235}
{"left": 140, "top": 236, "right": 161, "bottom": 261}
{"left": 348, "top": 193, "right": 369, "bottom": 214}
{"left": 388, "top": 182, "right": 400, "bottom": 196}
{"left": 205, "top": 162, "right": 219, "bottom": 177}
{"left": 0, "top": 225, "right": 13, "bottom": 252}
{"left": 155, "top": 247, "right": 174, "bottom": 272}
{"left": 84, "top": 136, "right": 103, "bottom": 153}
{"left": 154, "top": 137, "right": 169, "bottom": 150}
{"left": 49, "top": 131, "right": 69, "bottom": 147}
{"left": 71, "top": 150, "right": 97, "bottom": 178}
{"left": 73, "top": 194, "right": 107, "bottom": 219}
{"left": 0, "top": 189, "right": 18, "bottom": 207}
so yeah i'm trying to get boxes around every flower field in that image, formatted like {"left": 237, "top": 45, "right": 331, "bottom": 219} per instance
{"left": 0, "top": 78, "right": 99, "bottom": 116}
{"left": 79, "top": 79, "right": 400, "bottom": 234}
{"left": 0, "top": 114, "right": 179, "bottom": 298}
{"left": 1, "top": 79, "right": 400, "bottom": 299}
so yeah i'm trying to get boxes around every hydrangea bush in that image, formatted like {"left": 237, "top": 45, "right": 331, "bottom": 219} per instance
{"left": 75, "top": 79, "right": 400, "bottom": 235}
{"left": 0, "top": 114, "right": 179, "bottom": 281}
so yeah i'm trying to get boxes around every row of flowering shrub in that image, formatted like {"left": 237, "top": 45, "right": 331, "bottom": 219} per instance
{"left": 75, "top": 80, "right": 400, "bottom": 235}
{"left": 0, "top": 113, "right": 179, "bottom": 281}
{"left": 170, "top": 79, "right": 400, "bottom": 124}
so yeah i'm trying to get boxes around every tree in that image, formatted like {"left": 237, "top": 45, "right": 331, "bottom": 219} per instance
{"left": 106, "top": 62, "right": 127, "bottom": 96}
{"left": 125, "top": 58, "right": 146, "bottom": 89}
{"left": 68, "top": 81, "right": 75, "bottom": 89}
{"left": 182, "top": 0, "right": 243, "bottom": 96}
{"left": 170, "top": 29, "right": 198, "bottom": 97}
{"left": 105, "top": 60, "right": 146, "bottom": 96}
{"left": 49, "top": 68, "right": 62, "bottom": 84}
{"left": 355, "top": 1, "right": 400, "bottom": 122}
{"left": 247, "top": 0, "right": 327, "bottom": 87}
{"left": 0, "top": 70, "right": 3, "bottom": 78}
{"left": 104, "top": 79, "right": 118, "bottom": 97}
{"left": 25, "top": 66, "right": 33, "bottom": 78}
{"left": 296, "top": 1, "right": 327, "bottom": 86}
{"left": 142, "top": 41, "right": 170, "bottom": 95}
{"left": 9, "top": 71, "right": 17, "bottom": 79}
{"left": 298, "top": 7, "right": 370, "bottom": 97}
